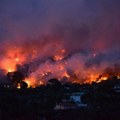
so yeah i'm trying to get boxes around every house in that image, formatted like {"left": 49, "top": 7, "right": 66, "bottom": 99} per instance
{"left": 54, "top": 102, "right": 77, "bottom": 110}
{"left": 54, "top": 91, "right": 87, "bottom": 110}
{"left": 70, "top": 92, "right": 87, "bottom": 107}
{"left": 114, "top": 85, "right": 120, "bottom": 93}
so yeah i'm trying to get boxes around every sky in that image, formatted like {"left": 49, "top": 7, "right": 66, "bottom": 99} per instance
{"left": 0, "top": 0, "right": 120, "bottom": 58}
{"left": 0, "top": 0, "right": 120, "bottom": 84}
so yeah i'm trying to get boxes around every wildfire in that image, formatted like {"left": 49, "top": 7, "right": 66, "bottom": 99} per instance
{"left": 58, "top": 65, "right": 64, "bottom": 70}
{"left": 83, "top": 73, "right": 109, "bottom": 84}
{"left": 24, "top": 78, "right": 33, "bottom": 88}
{"left": 53, "top": 49, "right": 66, "bottom": 61}
{"left": 4, "top": 57, "right": 20, "bottom": 72}
{"left": 24, "top": 79, "right": 44, "bottom": 88}
{"left": 0, "top": 45, "right": 40, "bottom": 73}
{"left": 2, "top": 59, "right": 17, "bottom": 73}
{"left": 53, "top": 55, "right": 64, "bottom": 61}
{"left": 117, "top": 75, "right": 120, "bottom": 79}
{"left": 0, "top": 47, "right": 26, "bottom": 72}
{"left": 62, "top": 71, "right": 70, "bottom": 78}
{"left": 0, "top": 45, "right": 119, "bottom": 88}
{"left": 17, "top": 83, "right": 21, "bottom": 89}
{"left": 100, "top": 76, "right": 108, "bottom": 80}
{"left": 39, "top": 81, "right": 44, "bottom": 85}
{"left": 61, "top": 49, "right": 66, "bottom": 53}
{"left": 24, "top": 75, "right": 44, "bottom": 88}
{"left": 15, "top": 58, "right": 19, "bottom": 62}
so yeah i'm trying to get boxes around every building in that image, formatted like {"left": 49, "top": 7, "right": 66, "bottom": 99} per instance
{"left": 54, "top": 92, "right": 87, "bottom": 110}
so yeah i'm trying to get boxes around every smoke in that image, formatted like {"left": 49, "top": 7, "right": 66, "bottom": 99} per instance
{"left": 0, "top": 0, "right": 120, "bottom": 86}
{"left": 1, "top": 0, "right": 120, "bottom": 51}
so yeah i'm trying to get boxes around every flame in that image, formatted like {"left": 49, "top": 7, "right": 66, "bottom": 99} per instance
{"left": 0, "top": 44, "right": 120, "bottom": 88}
{"left": 101, "top": 76, "right": 108, "bottom": 80}
{"left": 62, "top": 71, "right": 70, "bottom": 78}
{"left": 82, "top": 73, "right": 109, "bottom": 84}
{"left": 53, "top": 49, "right": 65, "bottom": 61}
{"left": 24, "top": 76, "right": 44, "bottom": 88}
{"left": 0, "top": 46, "right": 40, "bottom": 73}
{"left": 53, "top": 55, "right": 64, "bottom": 61}
{"left": 39, "top": 81, "right": 44, "bottom": 85}
{"left": 17, "top": 83, "right": 21, "bottom": 89}
{"left": 15, "top": 58, "right": 19, "bottom": 62}
{"left": 2, "top": 59, "right": 17, "bottom": 73}
{"left": 24, "top": 78, "right": 33, "bottom": 88}
{"left": 117, "top": 75, "right": 120, "bottom": 79}
{"left": 0, "top": 48, "right": 26, "bottom": 72}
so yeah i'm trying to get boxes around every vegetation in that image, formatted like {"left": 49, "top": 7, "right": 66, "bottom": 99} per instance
{"left": 0, "top": 76, "right": 120, "bottom": 119}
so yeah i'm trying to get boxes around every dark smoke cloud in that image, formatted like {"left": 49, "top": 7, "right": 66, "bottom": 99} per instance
{"left": 0, "top": 0, "right": 120, "bottom": 82}
{"left": 0, "top": 0, "right": 120, "bottom": 53}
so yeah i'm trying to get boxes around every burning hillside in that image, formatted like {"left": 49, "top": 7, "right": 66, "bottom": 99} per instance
{"left": 0, "top": 44, "right": 120, "bottom": 89}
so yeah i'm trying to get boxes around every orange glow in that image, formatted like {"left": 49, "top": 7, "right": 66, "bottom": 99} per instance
{"left": 39, "top": 81, "right": 44, "bottom": 85}
{"left": 24, "top": 78, "right": 33, "bottom": 88}
{"left": 1, "top": 59, "right": 17, "bottom": 72}
{"left": 0, "top": 47, "right": 26, "bottom": 72}
{"left": 24, "top": 76, "right": 44, "bottom": 88}
{"left": 0, "top": 45, "right": 40, "bottom": 73}
{"left": 85, "top": 74, "right": 98, "bottom": 84}
{"left": 61, "top": 49, "right": 66, "bottom": 53}
{"left": 0, "top": 44, "right": 119, "bottom": 88}
{"left": 117, "top": 75, "right": 120, "bottom": 79}
{"left": 53, "top": 55, "right": 64, "bottom": 61}
{"left": 82, "top": 73, "right": 109, "bottom": 84}
{"left": 8, "top": 69, "right": 13, "bottom": 72}
{"left": 101, "top": 76, "right": 108, "bottom": 80}
{"left": 96, "top": 76, "right": 108, "bottom": 83}
{"left": 62, "top": 71, "right": 70, "bottom": 78}
{"left": 17, "top": 83, "right": 21, "bottom": 89}
{"left": 58, "top": 65, "right": 64, "bottom": 70}
{"left": 15, "top": 58, "right": 19, "bottom": 62}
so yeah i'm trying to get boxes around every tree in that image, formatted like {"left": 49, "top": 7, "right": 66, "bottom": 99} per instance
{"left": 48, "top": 78, "right": 61, "bottom": 90}
{"left": 6, "top": 71, "right": 28, "bottom": 88}
{"left": 20, "top": 81, "right": 28, "bottom": 89}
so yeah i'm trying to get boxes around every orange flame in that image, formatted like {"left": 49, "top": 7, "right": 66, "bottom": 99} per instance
{"left": 53, "top": 55, "right": 64, "bottom": 61}
{"left": 17, "top": 83, "right": 21, "bottom": 89}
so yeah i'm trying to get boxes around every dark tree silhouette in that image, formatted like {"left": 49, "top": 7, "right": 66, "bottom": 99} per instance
{"left": 6, "top": 71, "right": 28, "bottom": 88}
{"left": 48, "top": 78, "right": 61, "bottom": 90}
{"left": 20, "top": 81, "right": 28, "bottom": 89}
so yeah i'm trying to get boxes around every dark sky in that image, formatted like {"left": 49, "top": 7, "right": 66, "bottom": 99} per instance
{"left": 0, "top": 0, "right": 120, "bottom": 54}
